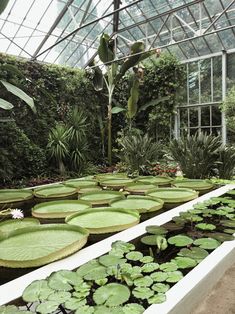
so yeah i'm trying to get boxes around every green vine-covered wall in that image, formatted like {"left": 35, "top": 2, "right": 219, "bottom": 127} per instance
{"left": 0, "top": 53, "right": 185, "bottom": 183}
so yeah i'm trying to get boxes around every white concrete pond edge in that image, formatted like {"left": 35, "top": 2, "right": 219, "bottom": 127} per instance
{"left": 0, "top": 184, "right": 234, "bottom": 313}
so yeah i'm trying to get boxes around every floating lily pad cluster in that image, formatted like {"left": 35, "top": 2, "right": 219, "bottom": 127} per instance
{"left": 1, "top": 193, "right": 234, "bottom": 313}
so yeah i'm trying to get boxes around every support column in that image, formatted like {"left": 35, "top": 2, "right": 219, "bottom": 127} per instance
{"left": 221, "top": 50, "right": 227, "bottom": 145}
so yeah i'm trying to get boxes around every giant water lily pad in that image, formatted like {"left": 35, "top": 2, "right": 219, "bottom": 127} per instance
{"left": 64, "top": 180, "right": 98, "bottom": 189}
{"left": 147, "top": 188, "right": 198, "bottom": 204}
{"left": 110, "top": 195, "right": 164, "bottom": 213}
{"left": 34, "top": 184, "right": 77, "bottom": 199}
{"left": 32, "top": 200, "right": 90, "bottom": 219}
{"left": 0, "top": 218, "right": 40, "bottom": 236}
{"left": 99, "top": 179, "right": 134, "bottom": 190}
{"left": 0, "top": 189, "right": 33, "bottom": 204}
{"left": 124, "top": 183, "right": 157, "bottom": 195}
{"left": 137, "top": 176, "right": 172, "bottom": 186}
{"left": 78, "top": 186, "right": 102, "bottom": 194}
{"left": 66, "top": 208, "right": 139, "bottom": 234}
{"left": 93, "top": 283, "right": 130, "bottom": 306}
{"left": 0, "top": 224, "right": 89, "bottom": 268}
{"left": 79, "top": 191, "right": 125, "bottom": 206}
{"left": 173, "top": 179, "right": 214, "bottom": 192}
{"left": 96, "top": 173, "right": 127, "bottom": 181}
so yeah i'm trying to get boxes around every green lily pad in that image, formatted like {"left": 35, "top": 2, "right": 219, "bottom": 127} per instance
{"left": 168, "top": 235, "right": 193, "bottom": 247}
{"left": 76, "top": 260, "right": 108, "bottom": 280}
{"left": 36, "top": 301, "right": 60, "bottom": 314}
{"left": 65, "top": 298, "right": 87, "bottom": 311}
{"left": 221, "top": 220, "right": 235, "bottom": 228}
{"left": 141, "top": 262, "right": 159, "bottom": 273}
{"left": 140, "top": 256, "right": 154, "bottom": 263}
{"left": 194, "top": 238, "right": 220, "bottom": 250}
{"left": 48, "top": 270, "right": 83, "bottom": 291}
{"left": 172, "top": 257, "right": 197, "bottom": 269}
{"left": 0, "top": 305, "right": 30, "bottom": 314}
{"left": 94, "top": 305, "right": 123, "bottom": 314}
{"left": 95, "top": 278, "right": 108, "bottom": 286}
{"left": 110, "top": 196, "right": 164, "bottom": 213}
{"left": 22, "top": 279, "right": 53, "bottom": 302}
{"left": 66, "top": 208, "right": 139, "bottom": 234}
{"left": 34, "top": 184, "right": 77, "bottom": 199}
{"left": 152, "top": 283, "right": 170, "bottom": 293}
{"left": 93, "top": 283, "right": 130, "bottom": 306}
{"left": 75, "top": 306, "right": 95, "bottom": 314}
{"left": 195, "top": 223, "right": 216, "bottom": 230}
{"left": 126, "top": 251, "right": 143, "bottom": 261}
{"left": 159, "top": 262, "right": 178, "bottom": 272}
{"left": 132, "top": 287, "right": 154, "bottom": 299}
{"left": 122, "top": 303, "right": 145, "bottom": 314}
{"left": 99, "top": 254, "right": 127, "bottom": 267}
{"left": 64, "top": 180, "right": 97, "bottom": 189}
{"left": 173, "top": 179, "right": 213, "bottom": 191}
{"left": 100, "top": 178, "right": 134, "bottom": 189}
{"left": 178, "top": 247, "right": 209, "bottom": 260}
{"left": 0, "top": 189, "right": 33, "bottom": 204}
{"left": 134, "top": 276, "right": 153, "bottom": 287}
{"left": 204, "top": 232, "right": 235, "bottom": 242}
{"left": 0, "top": 218, "right": 40, "bottom": 236}
{"left": 78, "top": 186, "right": 102, "bottom": 194}
{"left": 47, "top": 291, "right": 71, "bottom": 303}
{"left": 166, "top": 270, "right": 184, "bottom": 283}
{"left": 223, "top": 228, "right": 235, "bottom": 234}
{"left": 137, "top": 176, "right": 172, "bottom": 186}
{"left": 124, "top": 183, "right": 157, "bottom": 194}
{"left": 227, "top": 190, "right": 235, "bottom": 196}
{"left": 147, "top": 187, "right": 198, "bottom": 203}
{"left": 0, "top": 224, "right": 88, "bottom": 268}
{"left": 150, "top": 271, "right": 168, "bottom": 282}
{"left": 141, "top": 235, "right": 168, "bottom": 250}
{"left": 148, "top": 293, "right": 166, "bottom": 304}
{"left": 32, "top": 200, "right": 90, "bottom": 219}
{"left": 79, "top": 191, "right": 125, "bottom": 206}
{"left": 145, "top": 225, "right": 168, "bottom": 235}
{"left": 111, "top": 241, "right": 135, "bottom": 253}
{"left": 65, "top": 298, "right": 87, "bottom": 310}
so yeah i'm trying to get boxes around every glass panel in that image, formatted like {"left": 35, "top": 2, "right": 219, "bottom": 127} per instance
{"left": 213, "top": 56, "right": 222, "bottom": 101}
{"left": 200, "top": 58, "right": 211, "bottom": 103}
{"left": 211, "top": 105, "right": 222, "bottom": 126}
{"left": 188, "top": 61, "right": 199, "bottom": 104}
{"left": 189, "top": 108, "right": 199, "bottom": 127}
{"left": 211, "top": 127, "right": 221, "bottom": 137}
{"left": 227, "top": 52, "right": 235, "bottom": 89}
{"left": 201, "top": 106, "right": 210, "bottom": 126}
{"left": 179, "top": 108, "right": 188, "bottom": 130}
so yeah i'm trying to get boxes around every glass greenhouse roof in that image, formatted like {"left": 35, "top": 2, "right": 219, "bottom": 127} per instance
{"left": 0, "top": 0, "right": 235, "bottom": 68}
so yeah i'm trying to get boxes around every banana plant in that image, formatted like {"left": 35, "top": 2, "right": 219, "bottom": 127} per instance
{"left": 0, "top": 1, "right": 36, "bottom": 114}
{"left": 92, "top": 33, "right": 157, "bottom": 165}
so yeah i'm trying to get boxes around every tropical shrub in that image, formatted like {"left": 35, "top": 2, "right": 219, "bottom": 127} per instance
{"left": 221, "top": 86, "right": 235, "bottom": 133}
{"left": 217, "top": 146, "right": 235, "bottom": 179}
{"left": 117, "top": 129, "right": 159, "bottom": 176}
{"left": 169, "top": 132, "right": 222, "bottom": 179}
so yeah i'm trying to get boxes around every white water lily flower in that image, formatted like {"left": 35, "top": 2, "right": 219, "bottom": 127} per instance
{"left": 10, "top": 209, "right": 24, "bottom": 219}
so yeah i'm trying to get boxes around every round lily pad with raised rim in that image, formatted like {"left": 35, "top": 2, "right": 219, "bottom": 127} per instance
{"left": 110, "top": 195, "right": 164, "bottom": 213}
{"left": 99, "top": 178, "right": 134, "bottom": 190}
{"left": 173, "top": 179, "right": 214, "bottom": 192}
{"left": 96, "top": 173, "right": 127, "bottom": 181}
{"left": 124, "top": 182, "right": 157, "bottom": 195}
{"left": 0, "top": 224, "right": 89, "bottom": 268}
{"left": 34, "top": 184, "right": 77, "bottom": 199}
{"left": 32, "top": 200, "right": 91, "bottom": 219}
{"left": 78, "top": 186, "right": 102, "bottom": 194}
{"left": 79, "top": 191, "right": 125, "bottom": 206}
{"left": 66, "top": 208, "right": 139, "bottom": 234}
{"left": 64, "top": 180, "right": 98, "bottom": 189}
{"left": 137, "top": 176, "right": 172, "bottom": 186}
{"left": 0, "top": 218, "right": 40, "bottom": 236}
{"left": 227, "top": 190, "right": 235, "bottom": 196}
{"left": 0, "top": 189, "right": 33, "bottom": 204}
{"left": 147, "top": 188, "right": 198, "bottom": 204}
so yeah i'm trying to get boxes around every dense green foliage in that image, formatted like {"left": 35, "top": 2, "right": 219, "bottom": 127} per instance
{"left": 0, "top": 52, "right": 184, "bottom": 184}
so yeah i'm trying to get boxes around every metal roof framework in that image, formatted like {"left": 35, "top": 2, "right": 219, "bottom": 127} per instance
{"left": 0, "top": 0, "right": 235, "bottom": 68}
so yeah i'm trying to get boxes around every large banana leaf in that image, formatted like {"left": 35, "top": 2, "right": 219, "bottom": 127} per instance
{"left": 0, "top": 0, "right": 10, "bottom": 14}
{"left": 127, "top": 78, "right": 140, "bottom": 119}
{"left": 0, "top": 224, "right": 89, "bottom": 268}
{"left": 0, "top": 98, "right": 14, "bottom": 110}
{"left": 98, "top": 33, "right": 114, "bottom": 63}
{"left": 0, "top": 80, "right": 36, "bottom": 113}
{"left": 93, "top": 65, "right": 103, "bottom": 91}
